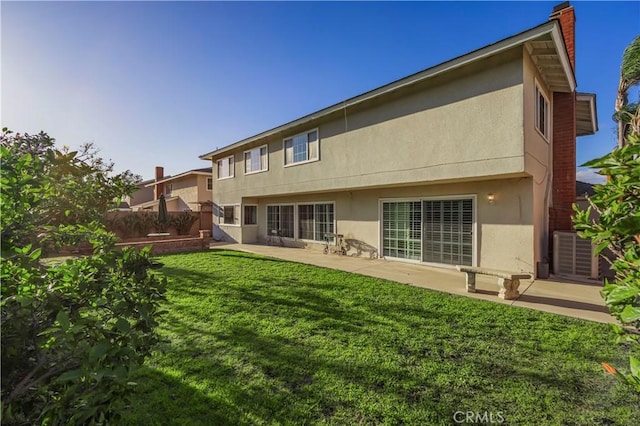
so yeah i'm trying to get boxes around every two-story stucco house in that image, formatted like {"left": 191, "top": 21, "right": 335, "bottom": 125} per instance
{"left": 131, "top": 166, "right": 214, "bottom": 212}
{"left": 200, "top": 3, "right": 597, "bottom": 277}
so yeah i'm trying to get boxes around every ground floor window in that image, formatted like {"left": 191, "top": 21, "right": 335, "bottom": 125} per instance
{"left": 382, "top": 198, "right": 473, "bottom": 266}
{"left": 266, "top": 202, "right": 334, "bottom": 240}
{"left": 298, "top": 203, "right": 334, "bottom": 241}
{"left": 267, "top": 205, "right": 294, "bottom": 238}
{"left": 244, "top": 205, "right": 257, "bottom": 225}
{"left": 220, "top": 205, "right": 239, "bottom": 225}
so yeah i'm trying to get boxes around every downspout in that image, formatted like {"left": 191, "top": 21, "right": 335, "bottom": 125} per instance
{"left": 541, "top": 126, "right": 553, "bottom": 277}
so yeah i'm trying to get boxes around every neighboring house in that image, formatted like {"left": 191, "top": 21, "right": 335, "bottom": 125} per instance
{"left": 576, "top": 180, "right": 596, "bottom": 206}
{"left": 199, "top": 3, "right": 597, "bottom": 277}
{"left": 121, "top": 178, "right": 155, "bottom": 210}
{"left": 130, "top": 166, "right": 214, "bottom": 212}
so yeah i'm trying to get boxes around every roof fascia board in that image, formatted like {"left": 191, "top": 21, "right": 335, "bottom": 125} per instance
{"left": 549, "top": 24, "right": 577, "bottom": 92}
{"left": 200, "top": 21, "right": 570, "bottom": 160}
{"left": 577, "top": 92, "right": 598, "bottom": 134}
{"left": 132, "top": 196, "right": 180, "bottom": 209}
{"left": 145, "top": 171, "right": 212, "bottom": 187}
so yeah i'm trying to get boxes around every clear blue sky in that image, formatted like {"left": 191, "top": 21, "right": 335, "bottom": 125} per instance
{"left": 2, "top": 1, "right": 639, "bottom": 182}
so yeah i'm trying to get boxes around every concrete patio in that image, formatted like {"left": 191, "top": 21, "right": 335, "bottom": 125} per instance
{"left": 210, "top": 242, "right": 612, "bottom": 324}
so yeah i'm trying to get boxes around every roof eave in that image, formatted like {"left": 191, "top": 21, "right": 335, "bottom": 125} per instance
{"left": 576, "top": 92, "right": 598, "bottom": 136}
{"left": 549, "top": 24, "right": 577, "bottom": 92}
{"left": 144, "top": 171, "right": 212, "bottom": 187}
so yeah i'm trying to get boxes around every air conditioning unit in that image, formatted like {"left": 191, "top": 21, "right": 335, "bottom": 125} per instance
{"left": 553, "top": 231, "right": 599, "bottom": 280}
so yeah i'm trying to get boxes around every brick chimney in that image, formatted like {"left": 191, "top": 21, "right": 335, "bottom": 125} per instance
{"left": 548, "top": 2, "right": 577, "bottom": 255}
{"left": 550, "top": 2, "right": 575, "bottom": 71}
{"left": 155, "top": 166, "right": 165, "bottom": 200}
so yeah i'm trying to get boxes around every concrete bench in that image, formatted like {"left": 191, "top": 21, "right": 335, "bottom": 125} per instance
{"left": 455, "top": 266, "right": 531, "bottom": 300}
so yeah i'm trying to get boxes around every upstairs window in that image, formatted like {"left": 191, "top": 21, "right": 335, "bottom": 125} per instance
{"left": 244, "top": 145, "right": 268, "bottom": 174}
{"left": 284, "top": 129, "right": 319, "bottom": 166}
{"left": 535, "top": 84, "right": 550, "bottom": 140}
{"left": 217, "top": 155, "right": 234, "bottom": 179}
{"left": 206, "top": 178, "right": 213, "bottom": 191}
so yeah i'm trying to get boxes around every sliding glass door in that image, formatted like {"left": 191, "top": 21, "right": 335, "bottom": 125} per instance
{"left": 381, "top": 198, "right": 473, "bottom": 266}
{"left": 381, "top": 201, "right": 421, "bottom": 260}
{"left": 423, "top": 199, "right": 473, "bottom": 266}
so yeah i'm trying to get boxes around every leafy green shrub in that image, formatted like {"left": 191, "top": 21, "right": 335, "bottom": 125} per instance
{"left": 172, "top": 211, "right": 199, "bottom": 235}
{"left": 153, "top": 216, "right": 171, "bottom": 233}
{"left": 134, "top": 210, "right": 157, "bottom": 236}
{"left": 2, "top": 237, "right": 166, "bottom": 424}
{"left": 115, "top": 211, "right": 157, "bottom": 237}
{"left": 1, "top": 129, "right": 166, "bottom": 423}
{"left": 573, "top": 35, "right": 640, "bottom": 392}
{"left": 573, "top": 134, "right": 640, "bottom": 392}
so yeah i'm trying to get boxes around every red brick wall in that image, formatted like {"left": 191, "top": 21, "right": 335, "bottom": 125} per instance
{"left": 52, "top": 236, "right": 208, "bottom": 257}
{"left": 551, "top": 5, "right": 575, "bottom": 71}
{"left": 115, "top": 237, "right": 207, "bottom": 255}
{"left": 550, "top": 91, "right": 577, "bottom": 233}
{"left": 548, "top": 3, "right": 577, "bottom": 262}
{"left": 155, "top": 166, "right": 164, "bottom": 200}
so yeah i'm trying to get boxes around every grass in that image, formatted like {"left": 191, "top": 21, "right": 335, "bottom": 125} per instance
{"left": 123, "top": 250, "right": 639, "bottom": 425}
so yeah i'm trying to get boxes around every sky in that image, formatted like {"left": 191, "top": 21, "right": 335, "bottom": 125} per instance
{"left": 2, "top": 1, "right": 639, "bottom": 183}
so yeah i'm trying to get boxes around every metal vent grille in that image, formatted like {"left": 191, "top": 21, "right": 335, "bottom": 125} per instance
{"left": 553, "top": 231, "right": 599, "bottom": 279}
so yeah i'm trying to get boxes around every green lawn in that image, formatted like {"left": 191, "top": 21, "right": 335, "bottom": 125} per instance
{"left": 123, "top": 250, "right": 639, "bottom": 425}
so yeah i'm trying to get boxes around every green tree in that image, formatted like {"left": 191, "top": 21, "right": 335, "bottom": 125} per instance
{"left": 1, "top": 130, "right": 140, "bottom": 251}
{"left": 615, "top": 35, "right": 640, "bottom": 148}
{"left": 1, "top": 129, "right": 166, "bottom": 423}
{"left": 573, "top": 36, "right": 640, "bottom": 392}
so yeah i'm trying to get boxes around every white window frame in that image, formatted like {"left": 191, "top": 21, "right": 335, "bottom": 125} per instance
{"left": 243, "top": 204, "right": 258, "bottom": 226}
{"left": 217, "top": 155, "right": 235, "bottom": 180}
{"left": 534, "top": 80, "right": 550, "bottom": 142}
{"left": 165, "top": 183, "right": 172, "bottom": 196}
{"left": 265, "top": 201, "right": 336, "bottom": 241}
{"left": 297, "top": 202, "right": 335, "bottom": 242}
{"left": 219, "top": 204, "right": 240, "bottom": 226}
{"left": 206, "top": 177, "right": 213, "bottom": 191}
{"left": 243, "top": 145, "right": 269, "bottom": 175}
{"left": 283, "top": 128, "right": 319, "bottom": 167}
{"left": 378, "top": 195, "right": 477, "bottom": 268}
{"left": 266, "top": 204, "right": 295, "bottom": 238}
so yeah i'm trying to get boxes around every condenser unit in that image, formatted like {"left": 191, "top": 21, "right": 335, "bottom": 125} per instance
{"left": 553, "top": 231, "right": 599, "bottom": 280}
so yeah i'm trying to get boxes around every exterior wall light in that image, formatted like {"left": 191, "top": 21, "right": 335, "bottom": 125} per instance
{"left": 487, "top": 193, "right": 495, "bottom": 204}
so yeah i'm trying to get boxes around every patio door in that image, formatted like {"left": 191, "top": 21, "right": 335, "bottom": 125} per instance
{"left": 422, "top": 199, "right": 473, "bottom": 266}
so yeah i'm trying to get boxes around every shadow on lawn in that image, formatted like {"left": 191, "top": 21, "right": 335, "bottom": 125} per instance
{"left": 125, "top": 368, "right": 245, "bottom": 426}
{"left": 125, "top": 251, "right": 639, "bottom": 424}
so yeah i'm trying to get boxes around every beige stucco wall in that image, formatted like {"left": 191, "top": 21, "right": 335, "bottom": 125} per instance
{"left": 209, "top": 46, "right": 544, "bottom": 274}
{"left": 215, "top": 178, "right": 534, "bottom": 273}
{"left": 127, "top": 185, "right": 154, "bottom": 207}
{"left": 523, "top": 47, "right": 554, "bottom": 268}
{"left": 196, "top": 175, "right": 213, "bottom": 205}
{"left": 167, "top": 174, "right": 211, "bottom": 211}
{"left": 210, "top": 48, "right": 526, "bottom": 205}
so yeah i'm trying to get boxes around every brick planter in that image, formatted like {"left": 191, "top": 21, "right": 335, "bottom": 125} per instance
{"left": 115, "top": 236, "right": 208, "bottom": 255}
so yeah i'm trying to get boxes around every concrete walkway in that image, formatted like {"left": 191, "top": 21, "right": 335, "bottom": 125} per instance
{"left": 210, "top": 242, "right": 613, "bottom": 324}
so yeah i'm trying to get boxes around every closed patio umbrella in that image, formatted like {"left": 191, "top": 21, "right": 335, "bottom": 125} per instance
{"left": 157, "top": 193, "right": 169, "bottom": 230}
